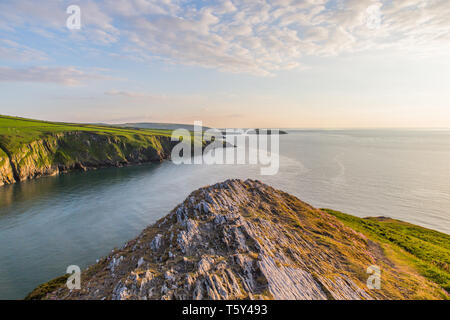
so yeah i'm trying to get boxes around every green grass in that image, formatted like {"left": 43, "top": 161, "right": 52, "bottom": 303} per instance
{"left": 0, "top": 114, "right": 173, "bottom": 154}
{"left": 24, "top": 274, "right": 69, "bottom": 300}
{"left": 0, "top": 114, "right": 212, "bottom": 185}
{"left": 323, "top": 209, "right": 450, "bottom": 293}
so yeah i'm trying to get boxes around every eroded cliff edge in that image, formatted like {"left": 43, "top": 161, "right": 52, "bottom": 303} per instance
{"left": 31, "top": 179, "right": 446, "bottom": 300}
{"left": 0, "top": 131, "right": 175, "bottom": 186}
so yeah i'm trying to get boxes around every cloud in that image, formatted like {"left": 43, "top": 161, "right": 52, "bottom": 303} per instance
{"left": 1, "top": 0, "right": 450, "bottom": 75}
{"left": 104, "top": 90, "right": 149, "bottom": 98}
{"left": 0, "top": 0, "right": 119, "bottom": 44}
{"left": 0, "top": 66, "right": 114, "bottom": 86}
{"left": 0, "top": 39, "right": 48, "bottom": 61}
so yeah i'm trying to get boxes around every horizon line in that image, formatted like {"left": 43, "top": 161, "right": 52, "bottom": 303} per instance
{"left": 3, "top": 114, "right": 450, "bottom": 131}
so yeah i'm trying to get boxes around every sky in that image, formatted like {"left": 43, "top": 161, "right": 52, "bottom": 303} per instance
{"left": 0, "top": 0, "right": 449, "bottom": 128}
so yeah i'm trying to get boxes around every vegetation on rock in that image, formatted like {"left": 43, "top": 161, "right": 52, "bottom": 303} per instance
{"left": 28, "top": 179, "right": 448, "bottom": 300}
{"left": 0, "top": 115, "right": 176, "bottom": 186}
{"left": 324, "top": 209, "right": 450, "bottom": 294}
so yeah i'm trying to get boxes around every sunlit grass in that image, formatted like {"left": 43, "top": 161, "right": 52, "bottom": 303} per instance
{"left": 324, "top": 209, "right": 450, "bottom": 294}
{"left": 0, "top": 114, "right": 173, "bottom": 153}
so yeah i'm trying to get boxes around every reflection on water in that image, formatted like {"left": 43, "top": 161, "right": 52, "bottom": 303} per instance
{"left": 1, "top": 130, "right": 450, "bottom": 299}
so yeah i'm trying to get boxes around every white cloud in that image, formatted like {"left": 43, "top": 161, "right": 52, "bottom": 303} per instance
{"left": 0, "top": 39, "right": 48, "bottom": 61}
{"left": 1, "top": 0, "right": 449, "bottom": 75}
{"left": 105, "top": 90, "right": 150, "bottom": 98}
{"left": 0, "top": 66, "right": 114, "bottom": 86}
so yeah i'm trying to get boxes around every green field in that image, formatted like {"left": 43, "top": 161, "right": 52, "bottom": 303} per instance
{"left": 324, "top": 209, "right": 450, "bottom": 294}
{"left": 0, "top": 115, "right": 173, "bottom": 154}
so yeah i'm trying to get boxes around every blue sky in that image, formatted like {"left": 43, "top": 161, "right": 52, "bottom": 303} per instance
{"left": 1, "top": 0, "right": 449, "bottom": 128}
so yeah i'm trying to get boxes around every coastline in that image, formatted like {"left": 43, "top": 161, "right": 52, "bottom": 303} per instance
{"left": 0, "top": 136, "right": 175, "bottom": 187}
{"left": 0, "top": 115, "right": 236, "bottom": 188}
{"left": 25, "top": 180, "right": 449, "bottom": 300}
{"left": 0, "top": 115, "right": 178, "bottom": 187}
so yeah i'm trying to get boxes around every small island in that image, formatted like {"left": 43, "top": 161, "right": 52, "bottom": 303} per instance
{"left": 221, "top": 129, "right": 288, "bottom": 135}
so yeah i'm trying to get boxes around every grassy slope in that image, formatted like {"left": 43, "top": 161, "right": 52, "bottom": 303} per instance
{"left": 0, "top": 115, "right": 173, "bottom": 154}
{"left": 323, "top": 209, "right": 450, "bottom": 294}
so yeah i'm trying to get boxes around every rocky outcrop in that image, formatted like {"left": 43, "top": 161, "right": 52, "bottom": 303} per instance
{"left": 0, "top": 148, "right": 15, "bottom": 186}
{"left": 0, "top": 131, "right": 175, "bottom": 186}
{"left": 32, "top": 179, "right": 445, "bottom": 300}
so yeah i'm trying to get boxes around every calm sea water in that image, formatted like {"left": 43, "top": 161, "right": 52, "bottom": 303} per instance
{"left": 0, "top": 130, "right": 449, "bottom": 299}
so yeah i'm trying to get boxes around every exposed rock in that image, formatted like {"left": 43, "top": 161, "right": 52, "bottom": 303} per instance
{"left": 0, "top": 149, "right": 15, "bottom": 186}
{"left": 150, "top": 234, "right": 163, "bottom": 251}
{"left": 36, "top": 179, "right": 446, "bottom": 300}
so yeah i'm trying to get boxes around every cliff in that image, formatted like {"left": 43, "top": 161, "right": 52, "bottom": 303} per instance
{"left": 0, "top": 131, "right": 175, "bottom": 186}
{"left": 0, "top": 115, "right": 179, "bottom": 186}
{"left": 29, "top": 179, "right": 447, "bottom": 300}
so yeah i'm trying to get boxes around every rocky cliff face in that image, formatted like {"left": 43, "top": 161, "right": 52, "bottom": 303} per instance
{"left": 0, "top": 131, "right": 175, "bottom": 186}
{"left": 35, "top": 179, "right": 444, "bottom": 300}
{"left": 0, "top": 149, "right": 15, "bottom": 186}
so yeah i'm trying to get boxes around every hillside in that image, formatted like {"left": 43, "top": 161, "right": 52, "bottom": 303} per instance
{"left": 116, "top": 122, "right": 212, "bottom": 131}
{"left": 0, "top": 115, "right": 175, "bottom": 186}
{"left": 28, "top": 179, "right": 448, "bottom": 300}
{"left": 324, "top": 209, "right": 450, "bottom": 293}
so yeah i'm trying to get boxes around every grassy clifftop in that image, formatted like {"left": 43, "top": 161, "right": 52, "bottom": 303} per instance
{"left": 324, "top": 209, "right": 450, "bottom": 294}
{"left": 0, "top": 115, "right": 172, "bottom": 152}
{"left": 0, "top": 115, "right": 176, "bottom": 186}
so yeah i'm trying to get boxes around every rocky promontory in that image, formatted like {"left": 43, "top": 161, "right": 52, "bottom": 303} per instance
{"left": 29, "top": 179, "right": 446, "bottom": 300}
